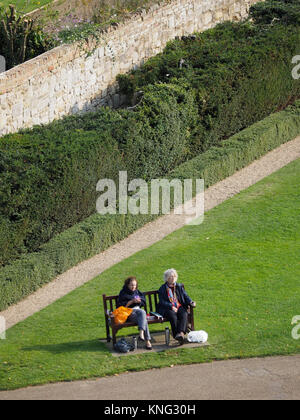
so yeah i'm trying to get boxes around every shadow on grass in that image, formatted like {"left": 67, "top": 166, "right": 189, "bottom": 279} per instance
{"left": 21, "top": 339, "right": 110, "bottom": 354}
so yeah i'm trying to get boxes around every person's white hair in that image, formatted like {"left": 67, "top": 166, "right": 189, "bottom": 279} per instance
{"left": 164, "top": 268, "right": 178, "bottom": 282}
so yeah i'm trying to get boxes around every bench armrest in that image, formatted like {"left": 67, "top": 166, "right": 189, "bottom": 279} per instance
{"left": 105, "top": 310, "right": 115, "bottom": 327}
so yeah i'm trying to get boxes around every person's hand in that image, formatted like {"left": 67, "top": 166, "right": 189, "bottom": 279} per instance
{"left": 190, "top": 301, "right": 196, "bottom": 308}
{"left": 172, "top": 306, "right": 178, "bottom": 313}
{"left": 134, "top": 297, "right": 141, "bottom": 303}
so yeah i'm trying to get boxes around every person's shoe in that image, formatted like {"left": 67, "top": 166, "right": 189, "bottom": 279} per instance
{"left": 145, "top": 340, "right": 152, "bottom": 350}
{"left": 175, "top": 333, "right": 184, "bottom": 345}
{"left": 138, "top": 336, "right": 145, "bottom": 342}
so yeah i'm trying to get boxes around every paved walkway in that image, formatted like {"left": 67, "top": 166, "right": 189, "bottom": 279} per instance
{"left": 1, "top": 137, "right": 300, "bottom": 331}
{"left": 0, "top": 355, "right": 299, "bottom": 400}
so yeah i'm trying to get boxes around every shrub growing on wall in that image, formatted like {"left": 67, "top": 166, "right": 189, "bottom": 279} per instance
{"left": 0, "top": 4, "right": 56, "bottom": 70}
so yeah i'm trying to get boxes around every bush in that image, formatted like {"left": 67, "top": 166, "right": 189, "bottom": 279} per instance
{"left": 0, "top": 85, "right": 195, "bottom": 266}
{"left": 170, "top": 100, "right": 300, "bottom": 188}
{"left": 0, "top": 216, "right": 27, "bottom": 266}
{"left": 249, "top": 0, "right": 300, "bottom": 25}
{"left": 0, "top": 124, "right": 123, "bottom": 263}
{"left": 118, "top": 15, "right": 300, "bottom": 154}
{"left": 0, "top": 251, "right": 56, "bottom": 309}
{"left": 121, "top": 83, "right": 198, "bottom": 179}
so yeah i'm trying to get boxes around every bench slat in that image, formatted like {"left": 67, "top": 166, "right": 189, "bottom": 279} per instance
{"left": 154, "top": 293, "right": 158, "bottom": 311}
{"left": 148, "top": 294, "right": 153, "bottom": 313}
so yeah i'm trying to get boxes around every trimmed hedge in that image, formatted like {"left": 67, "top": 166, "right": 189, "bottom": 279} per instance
{"left": 0, "top": 84, "right": 196, "bottom": 266}
{"left": 1, "top": 100, "right": 300, "bottom": 310}
{"left": 0, "top": 252, "right": 57, "bottom": 311}
{"left": 169, "top": 100, "right": 300, "bottom": 188}
{"left": 0, "top": 126, "right": 123, "bottom": 263}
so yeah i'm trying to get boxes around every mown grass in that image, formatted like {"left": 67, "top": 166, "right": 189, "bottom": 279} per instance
{"left": 0, "top": 159, "right": 299, "bottom": 390}
{"left": 0, "top": 0, "right": 52, "bottom": 13}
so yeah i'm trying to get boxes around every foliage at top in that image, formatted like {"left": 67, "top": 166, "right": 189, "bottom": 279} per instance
{"left": 0, "top": 3, "right": 55, "bottom": 69}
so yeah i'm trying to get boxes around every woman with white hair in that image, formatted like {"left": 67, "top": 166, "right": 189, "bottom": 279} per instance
{"left": 157, "top": 269, "right": 196, "bottom": 344}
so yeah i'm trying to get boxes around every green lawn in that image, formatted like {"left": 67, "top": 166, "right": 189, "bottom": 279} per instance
{"left": 0, "top": 159, "right": 299, "bottom": 390}
{"left": 0, "top": 0, "right": 54, "bottom": 14}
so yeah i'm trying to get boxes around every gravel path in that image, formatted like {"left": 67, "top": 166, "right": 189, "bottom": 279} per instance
{"left": 1, "top": 136, "right": 300, "bottom": 331}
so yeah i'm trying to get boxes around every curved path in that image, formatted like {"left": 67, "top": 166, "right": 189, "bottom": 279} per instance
{"left": 1, "top": 136, "right": 300, "bottom": 331}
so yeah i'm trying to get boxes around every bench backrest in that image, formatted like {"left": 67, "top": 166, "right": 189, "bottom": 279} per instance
{"left": 103, "top": 290, "right": 159, "bottom": 315}
{"left": 102, "top": 284, "right": 185, "bottom": 315}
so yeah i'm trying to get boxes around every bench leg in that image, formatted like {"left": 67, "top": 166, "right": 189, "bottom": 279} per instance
{"left": 165, "top": 327, "right": 170, "bottom": 346}
{"left": 105, "top": 317, "right": 112, "bottom": 343}
{"left": 112, "top": 327, "right": 117, "bottom": 346}
{"left": 189, "top": 307, "right": 195, "bottom": 331}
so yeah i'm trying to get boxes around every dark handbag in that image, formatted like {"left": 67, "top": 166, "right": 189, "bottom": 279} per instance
{"left": 114, "top": 338, "right": 135, "bottom": 353}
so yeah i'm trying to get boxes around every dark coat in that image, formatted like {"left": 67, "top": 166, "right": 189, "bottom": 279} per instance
{"left": 157, "top": 282, "right": 192, "bottom": 317}
{"left": 117, "top": 286, "right": 146, "bottom": 309}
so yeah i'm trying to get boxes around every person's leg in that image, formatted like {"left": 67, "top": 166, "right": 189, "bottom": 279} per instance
{"left": 138, "top": 309, "right": 151, "bottom": 341}
{"left": 127, "top": 309, "right": 138, "bottom": 324}
{"left": 143, "top": 323, "right": 151, "bottom": 342}
{"left": 177, "top": 307, "right": 188, "bottom": 335}
{"left": 164, "top": 309, "right": 178, "bottom": 338}
{"left": 133, "top": 309, "right": 151, "bottom": 341}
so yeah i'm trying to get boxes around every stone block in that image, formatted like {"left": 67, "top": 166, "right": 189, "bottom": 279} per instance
{"left": 203, "top": 12, "right": 213, "bottom": 26}
{"left": 0, "top": 93, "right": 7, "bottom": 107}
{"left": 12, "top": 102, "right": 23, "bottom": 117}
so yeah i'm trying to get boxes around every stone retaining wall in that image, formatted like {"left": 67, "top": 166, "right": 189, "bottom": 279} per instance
{"left": 0, "top": 0, "right": 260, "bottom": 136}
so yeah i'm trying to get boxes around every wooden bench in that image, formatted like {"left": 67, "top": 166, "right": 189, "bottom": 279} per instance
{"left": 103, "top": 285, "right": 195, "bottom": 345}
